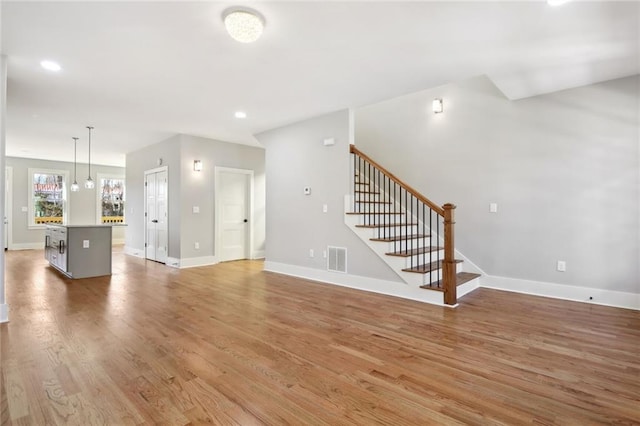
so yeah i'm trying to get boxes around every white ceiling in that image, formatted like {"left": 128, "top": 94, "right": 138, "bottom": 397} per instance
{"left": 2, "top": 1, "right": 638, "bottom": 167}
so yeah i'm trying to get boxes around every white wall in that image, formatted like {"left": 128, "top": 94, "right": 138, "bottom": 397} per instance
{"left": 125, "top": 134, "right": 265, "bottom": 265}
{"left": 355, "top": 75, "right": 640, "bottom": 295}
{"left": 256, "top": 109, "right": 400, "bottom": 282}
{"left": 6, "top": 157, "right": 126, "bottom": 248}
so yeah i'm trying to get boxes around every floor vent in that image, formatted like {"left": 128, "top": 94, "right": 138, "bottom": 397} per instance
{"left": 327, "top": 246, "right": 347, "bottom": 273}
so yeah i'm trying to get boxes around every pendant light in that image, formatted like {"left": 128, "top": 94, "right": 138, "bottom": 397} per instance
{"left": 70, "top": 137, "right": 80, "bottom": 192}
{"left": 85, "top": 126, "right": 95, "bottom": 189}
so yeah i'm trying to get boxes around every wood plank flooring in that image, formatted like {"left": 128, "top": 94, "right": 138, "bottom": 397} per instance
{"left": 1, "top": 248, "right": 639, "bottom": 425}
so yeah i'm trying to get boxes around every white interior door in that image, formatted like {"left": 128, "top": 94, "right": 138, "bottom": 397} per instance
{"left": 145, "top": 168, "right": 168, "bottom": 263}
{"left": 218, "top": 171, "right": 249, "bottom": 262}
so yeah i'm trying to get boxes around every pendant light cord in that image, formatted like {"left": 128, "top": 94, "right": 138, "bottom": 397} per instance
{"left": 86, "top": 126, "right": 93, "bottom": 179}
{"left": 72, "top": 137, "right": 78, "bottom": 181}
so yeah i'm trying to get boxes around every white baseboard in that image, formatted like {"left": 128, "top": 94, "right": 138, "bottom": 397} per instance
{"left": 483, "top": 275, "right": 640, "bottom": 311}
{"left": 123, "top": 246, "right": 145, "bottom": 258}
{"left": 166, "top": 257, "right": 181, "bottom": 268}
{"left": 179, "top": 256, "right": 217, "bottom": 269}
{"left": 0, "top": 303, "right": 8, "bottom": 323}
{"left": 252, "top": 250, "right": 265, "bottom": 260}
{"left": 264, "top": 261, "right": 446, "bottom": 306}
{"left": 9, "top": 242, "right": 43, "bottom": 251}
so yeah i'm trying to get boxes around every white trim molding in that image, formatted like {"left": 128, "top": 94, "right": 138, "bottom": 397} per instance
{"left": 179, "top": 256, "right": 217, "bottom": 269}
{"left": 252, "top": 250, "right": 265, "bottom": 260}
{"left": 482, "top": 275, "right": 640, "bottom": 311}
{"left": 0, "top": 303, "right": 8, "bottom": 323}
{"left": 9, "top": 242, "right": 44, "bottom": 251}
{"left": 123, "top": 245, "right": 145, "bottom": 258}
{"left": 264, "top": 261, "right": 447, "bottom": 307}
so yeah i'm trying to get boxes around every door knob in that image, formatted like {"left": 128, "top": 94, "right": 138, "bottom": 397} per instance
{"left": 243, "top": 219, "right": 248, "bottom": 223}
{"left": 151, "top": 219, "right": 158, "bottom": 223}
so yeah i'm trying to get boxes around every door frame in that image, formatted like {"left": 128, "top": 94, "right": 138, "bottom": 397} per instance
{"left": 144, "top": 166, "right": 168, "bottom": 262}
{"left": 215, "top": 167, "right": 254, "bottom": 262}
{"left": 4, "top": 166, "right": 12, "bottom": 250}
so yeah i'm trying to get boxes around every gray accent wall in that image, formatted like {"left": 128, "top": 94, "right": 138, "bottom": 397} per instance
{"left": 355, "top": 75, "right": 640, "bottom": 294}
{"left": 6, "top": 157, "right": 125, "bottom": 246}
{"left": 125, "top": 134, "right": 265, "bottom": 263}
{"left": 256, "top": 109, "right": 400, "bottom": 282}
{"left": 126, "top": 135, "right": 181, "bottom": 257}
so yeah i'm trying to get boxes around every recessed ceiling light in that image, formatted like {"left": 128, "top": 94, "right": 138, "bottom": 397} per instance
{"left": 40, "top": 60, "right": 62, "bottom": 72}
{"left": 547, "top": 0, "right": 571, "bottom": 6}
{"left": 235, "top": 111, "right": 247, "bottom": 119}
{"left": 223, "top": 8, "right": 264, "bottom": 43}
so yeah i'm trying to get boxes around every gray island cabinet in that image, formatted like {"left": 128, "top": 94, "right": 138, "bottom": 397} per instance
{"left": 45, "top": 225, "right": 112, "bottom": 279}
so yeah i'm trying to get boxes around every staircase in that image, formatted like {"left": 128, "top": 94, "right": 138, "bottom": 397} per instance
{"left": 345, "top": 145, "right": 481, "bottom": 306}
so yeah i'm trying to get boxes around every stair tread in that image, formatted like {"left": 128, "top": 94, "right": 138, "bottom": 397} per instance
{"left": 356, "top": 223, "right": 417, "bottom": 228}
{"left": 420, "top": 272, "right": 482, "bottom": 291}
{"left": 355, "top": 190, "right": 380, "bottom": 194}
{"left": 371, "top": 234, "right": 429, "bottom": 242}
{"left": 402, "top": 259, "right": 463, "bottom": 273}
{"left": 388, "top": 247, "right": 443, "bottom": 257}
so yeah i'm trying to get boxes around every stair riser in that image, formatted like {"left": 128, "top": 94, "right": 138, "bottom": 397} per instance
{"left": 352, "top": 203, "right": 395, "bottom": 213}
{"left": 401, "top": 251, "right": 445, "bottom": 268}
{"left": 368, "top": 226, "right": 419, "bottom": 238}
{"left": 354, "top": 214, "right": 405, "bottom": 225}
{"left": 354, "top": 193, "right": 382, "bottom": 201}
{"left": 385, "top": 238, "right": 432, "bottom": 252}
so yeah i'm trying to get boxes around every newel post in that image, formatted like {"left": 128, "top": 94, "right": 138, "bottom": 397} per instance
{"left": 443, "top": 203, "right": 457, "bottom": 306}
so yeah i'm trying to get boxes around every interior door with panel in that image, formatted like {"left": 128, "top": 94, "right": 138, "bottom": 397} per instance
{"left": 145, "top": 168, "right": 168, "bottom": 263}
{"left": 218, "top": 170, "right": 250, "bottom": 262}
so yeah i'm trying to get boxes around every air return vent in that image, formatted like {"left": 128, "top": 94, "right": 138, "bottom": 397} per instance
{"left": 327, "top": 246, "right": 347, "bottom": 273}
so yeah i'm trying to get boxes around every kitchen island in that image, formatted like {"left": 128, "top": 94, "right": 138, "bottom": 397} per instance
{"left": 45, "top": 224, "right": 113, "bottom": 279}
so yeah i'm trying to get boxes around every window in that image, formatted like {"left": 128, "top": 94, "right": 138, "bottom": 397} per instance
{"left": 97, "top": 174, "right": 125, "bottom": 224}
{"left": 29, "top": 169, "right": 69, "bottom": 228}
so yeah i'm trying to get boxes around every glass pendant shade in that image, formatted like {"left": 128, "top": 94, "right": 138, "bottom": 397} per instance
{"left": 85, "top": 126, "right": 94, "bottom": 189}
{"left": 71, "top": 137, "right": 80, "bottom": 192}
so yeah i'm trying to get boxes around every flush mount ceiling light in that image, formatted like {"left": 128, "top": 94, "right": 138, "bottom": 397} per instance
{"left": 234, "top": 111, "right": 247, "bottom": 119}
{"left": 547, "top": 0, "right": 571, "bottom": 5}
{"left": 40, "top": 60, "right": 62, "bottom": 72}
{"left": 223, "top": 8, "right": 265, "bottom": 43}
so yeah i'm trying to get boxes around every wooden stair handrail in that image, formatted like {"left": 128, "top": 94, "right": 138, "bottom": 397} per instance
{"left": 350, "top": 144, "right": 445, "bottom": 217}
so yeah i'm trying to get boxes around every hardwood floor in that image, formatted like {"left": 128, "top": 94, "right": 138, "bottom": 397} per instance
{"left": 1, "top": 249, "right": 639, "bottom": 425}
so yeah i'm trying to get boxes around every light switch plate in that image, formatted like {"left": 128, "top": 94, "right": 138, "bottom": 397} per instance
{"left": 490, "top": 203, "right": 498, "bottom": 213}
{"left": 192, "top": 206, "right": 200, "bottom": 213}
{"left": 323, "top": 204, "right": 328, "bottom": 213}
{"left": 557, "top": 260, "right": 566, "bottom": 272}
{"left": 21, "top": 206, "right": 28, "bottom": 213}
{"left": 83, "top": 240, "right": 90, "bottom": 248}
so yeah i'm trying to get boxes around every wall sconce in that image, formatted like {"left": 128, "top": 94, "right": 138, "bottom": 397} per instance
{"left": 193, "top": 160, "right": 202, "bottom": 171}
{"left": 433, "top": 98, "right": 444, "bottom": 114}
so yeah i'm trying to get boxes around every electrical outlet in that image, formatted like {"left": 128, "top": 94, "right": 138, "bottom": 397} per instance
{"left": 309, "top": 249, "right": 314, "bottom": 258}
{"left": 192, "top": 206, "right": 200, "bottom": 214}
{"left": 323, "top": 250, "right": 327, "bottom": 259}
{"left": 490, "top": 203, "right": 498, "bottom": 213}
{"left": 323, "top": 204, "right": 328, "bottom": 213}
{"left": 194, "top": 242, "right": 200, "bottom": 250}
{"left": 557, "top": 260, "right": 566, "bottom": 272}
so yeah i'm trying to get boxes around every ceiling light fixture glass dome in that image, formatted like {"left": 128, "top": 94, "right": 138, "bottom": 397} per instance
{"left": 223, "top": 8, "right": 265, "bottom": 43}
